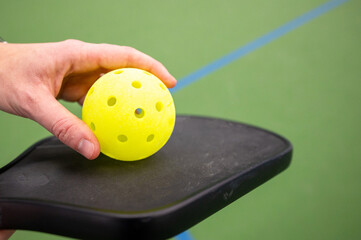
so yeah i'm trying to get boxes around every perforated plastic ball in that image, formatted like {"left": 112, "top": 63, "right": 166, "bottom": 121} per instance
{"left": 82, "top": 68, "right": 176, "bottom": 161}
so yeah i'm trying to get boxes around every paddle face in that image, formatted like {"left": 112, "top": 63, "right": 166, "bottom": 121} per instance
{"left": 0, "top": 116, "right": 292, "bottom": 240}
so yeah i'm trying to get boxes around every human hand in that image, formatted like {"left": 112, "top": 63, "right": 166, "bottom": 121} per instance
{"left": 0, "top": 40, "right": 177, "bottom": 160}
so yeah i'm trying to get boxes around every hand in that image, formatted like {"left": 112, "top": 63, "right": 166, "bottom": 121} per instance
{"left": 0, "top": 40, "right": 177, "bottom": 160}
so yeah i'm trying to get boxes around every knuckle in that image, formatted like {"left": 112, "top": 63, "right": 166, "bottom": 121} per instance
{"left": 123, "top": 46, "right": 140, "bottom": 65}
{"left": 123, "top": 46, "right": 137, "bottom": 54}
{"left": 61, "top": 39, "right": 86, "bottom": 57}
{"left": 51, "top": 117, "right": 77, "bottom": 143}
{"left": 152, "top": 60, "right": 162, "bottom": 69}
{"left": 59, "top": 39, "right": 88, "bottom": 73}
{"left": 63, "top": 39, "right": 84, "bottom": 46}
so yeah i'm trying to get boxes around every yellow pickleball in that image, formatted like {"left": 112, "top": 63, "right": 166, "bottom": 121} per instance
{"left": 82, "top": 68, "right": 176, "bottom": 161}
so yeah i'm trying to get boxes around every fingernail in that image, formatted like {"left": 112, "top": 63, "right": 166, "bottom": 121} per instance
{"left": 78, "top": 139, "right": 95, "bottom": 159}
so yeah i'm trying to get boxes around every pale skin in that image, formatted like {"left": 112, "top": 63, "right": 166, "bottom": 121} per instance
{"left": 0, "top": 40, "right": 177, "bottom": 239}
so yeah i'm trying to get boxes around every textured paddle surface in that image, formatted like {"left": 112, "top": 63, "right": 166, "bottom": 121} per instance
{"left": 0, "top": 116, "right": 290, "bottom": 213}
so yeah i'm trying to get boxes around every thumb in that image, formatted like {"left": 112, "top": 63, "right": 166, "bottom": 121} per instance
{"left": 29, "top": 93, "right": 100, "bottom": 160}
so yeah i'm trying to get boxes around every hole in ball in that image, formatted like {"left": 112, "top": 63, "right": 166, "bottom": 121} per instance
{"left": 132, "top": 81, "right": 141, "bottom": 89}
{"left": 114, "top": 70, "right": 123, "bottom": 74}
{"left": 107, "top": 96, "right": 117, "bottom": 106}
{"left": 159, "top": 83, "right": 166, "bottom": 90}
{"left": 118, "top": 135, "right": 128, "bottom": 142}
{"left": 156, "top": 102, "right": 163, "bottom": 112}
{"left": 135, "top": 108, "right": 145, "bottom": 118}
{"left": 90, "top": 122, "right": 95, "bottom": 131}
{"left": 147, "top": 134, "right": 154, "bottom": 142}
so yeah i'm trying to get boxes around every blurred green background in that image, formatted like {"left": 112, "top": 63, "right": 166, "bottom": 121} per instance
{"left": 0, "top": 0, "right": 360, "bottom": 239}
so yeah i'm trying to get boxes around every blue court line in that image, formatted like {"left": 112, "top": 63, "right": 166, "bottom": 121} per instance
{"left": 170, "top": 0, "right": 349, "bottom": 94}
{"left": 170, "top": 1, "right": 348, "bottom": 239}
{"left": 175, "top": 231, "right": 195, "bottom": 240}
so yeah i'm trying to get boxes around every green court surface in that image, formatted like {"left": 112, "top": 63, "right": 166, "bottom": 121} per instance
{"left": 0, "top": 0, "right": 360, "bottom": 239}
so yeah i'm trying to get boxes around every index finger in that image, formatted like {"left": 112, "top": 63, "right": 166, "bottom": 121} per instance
{"left": 62, "top": 40, "right": 177, "bottom": 88}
